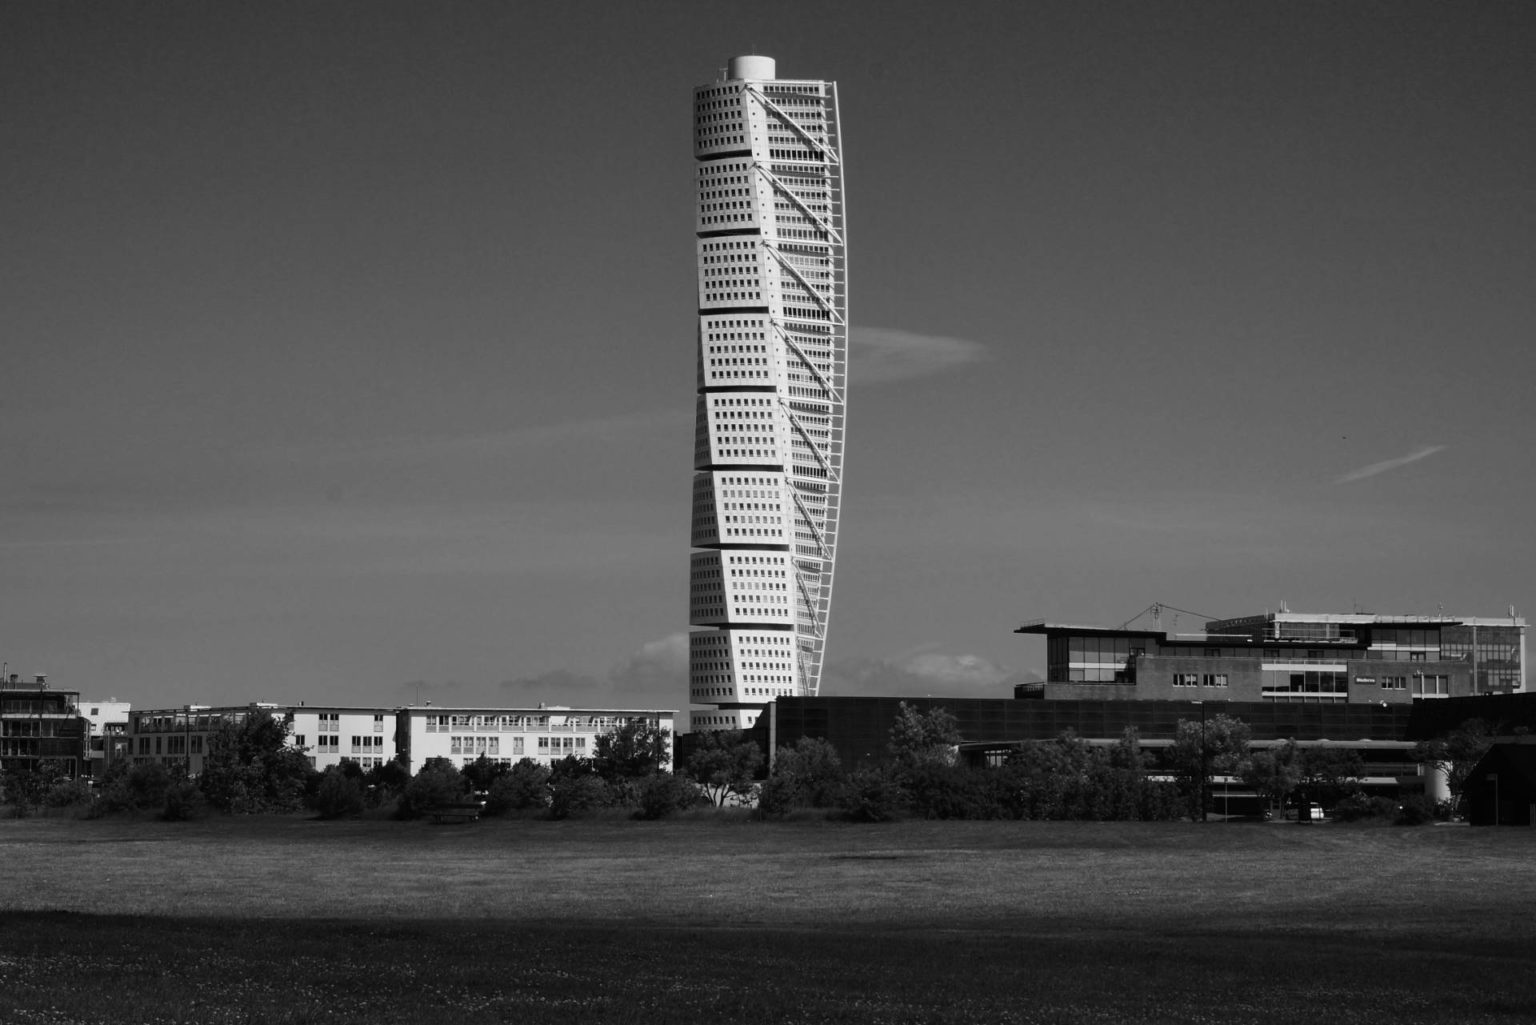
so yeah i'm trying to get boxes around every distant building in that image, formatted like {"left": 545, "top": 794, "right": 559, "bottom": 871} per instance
{"left": 126, "top": 704, "right": 402, "bottom": 774}
{"left": 0, "top": 673, "right": 85, "bottom": 777}
{"left": 124, "top": 702, "right": 679, "bottom": 776}
{"left": 289, "top": 706, "right": 397, "bottom": 771}
{"left": 1014, "top": 608, "right": 1526, "bottom": 704}
{"left": 396, "top": 706, "right": 677, "bottom": 774}
{"left": 127, "top": 704, "right": 279, "bottom": 775}
{"left": 78, "top": 697, "right": 132, "bottom": 777}
{"left": 753, "top": 692, "right": 1536, "bottom": 809}
{"left": 1463, "top": 739, "right": 1536, "bottom": 826}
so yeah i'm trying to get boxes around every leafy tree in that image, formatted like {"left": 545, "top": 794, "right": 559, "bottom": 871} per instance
{"left": 771, "top": 736, "right": 846, "bottom": 808}
{"left": 1413, "top": 718, "right": 1495, "bottom": 816}
{"left": 484, "top": 758, "right": 551, "bottom": 814}
{"left": 755, "top": 773, "right": 800, "bottom": 819}
{"left": 686, "top": 729, "right": 764, "bottom": 806}
{"left": 398, "top": 757, "right": 468, "bottom": 819}
{"left": 44, "top": 776, "right": 94, "bottom": 809}
{"left": 2, "top": 762, "right": 59, "bottom": 817}
{"left": 1169, "top": 713, "right": 1251, "bottom": 821}
{"left": 462, "top": 754, "right": 509, "bottom": 793}
{"left": 887, "top": 702, "right": 962, "bottom": 769}
{"left": 1003, "top": 733, "right": 1096, "bottom": 819}
{"left": 548, "top": 773, "right": 612, "bottom": 819}
{"left": 97, "top": 761, "right": 175, "bottom": 814}
{"left": 592, "top": 719, "right": 671, "bottom": 781}
{"left": 198, "top": 710, "right": 313, "bottom": 814}
{"left": 635, "top": 772, "right": 702, "bottom": 820}
{"left": 364, "top": 757, "right": 410, "bottom": 807}
{"left": 837, "top": 768, "right": 904, "bottom": 822}
{"left": 161, "top": 778, "right": 205, "bottom": 821}
{"left": 904, "top": 763, "right": 1006, "bottom": 820}
{"left": 1298, "top": 746, "right": 1364, "bottom": 810}
{"left": 312, "top": 765, "right": 366, "bottom": 819}
{"left": 1241, "top": 741, "right": 1302, "bottom": 814}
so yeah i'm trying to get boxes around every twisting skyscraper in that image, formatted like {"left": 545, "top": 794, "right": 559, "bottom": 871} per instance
{"left": 688, "top": 56, "right": 847, "bottom": 732}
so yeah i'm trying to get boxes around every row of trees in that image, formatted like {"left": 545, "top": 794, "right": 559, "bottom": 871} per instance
{"left": 755, "top": 704, "right": 1500, "bottom": 823}
{"left": 6, "top": 702, "right": 1501, "bottom": 823}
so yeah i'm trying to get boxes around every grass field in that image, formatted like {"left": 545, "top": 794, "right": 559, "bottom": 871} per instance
{"left": 4, "top": 815, "right": 1535, "bottom": 1023}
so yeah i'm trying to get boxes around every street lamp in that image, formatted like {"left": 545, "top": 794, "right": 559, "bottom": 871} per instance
{"left": 1192, "top": 700, "right": 1207, "bottom": 823}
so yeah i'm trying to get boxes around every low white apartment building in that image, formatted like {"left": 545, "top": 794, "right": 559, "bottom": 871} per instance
{"left": 126, "top": 703, "right": 678, "bottom": 776}
{"left": 127, "top": 703, "right": 400, "bottom": 774}
{"left": 288, "top": 706, "right": 395, "bottom": 770}
{"left": 397, "top": 706, "right": 677, "bottom": 773}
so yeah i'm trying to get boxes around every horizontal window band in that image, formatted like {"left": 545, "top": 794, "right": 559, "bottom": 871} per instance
{"left": 696, "top": 150, "right": 754, "bottom": 162}
{"left": 699, "top": 306, "right": 772, "bottom": 315}
{"left": 689, "top": 623, "right": 797, "bottom": 633}
{"left": 694, "top": 543, "right": 793, "bottom": 553}
{"left": 696, "top": 464, "right": 786, "bottom": 473}
{"left": 699, "top": 386, "right": 778, "bottom": 394}
{"left": 697, "top": 229, "right": 762, "bottom": 240}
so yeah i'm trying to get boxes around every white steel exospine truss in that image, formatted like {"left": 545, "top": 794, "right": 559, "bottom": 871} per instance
{"left": 688, "top": 56, "right": 846, "bottom": 732}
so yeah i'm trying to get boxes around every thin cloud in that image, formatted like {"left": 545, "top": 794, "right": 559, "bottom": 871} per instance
{"left": 822, "top": 651, "right": 1040, "bottom": 698}
{"left": 267, "top": 409, "right": 688, "bottom": 466}
{"left": 1336, "top": 445, "right": 1447, "bottom": 484}
{"left": 849, "top": 326, "right": 986, "bottom": 384}
{"left": 498, "top": 633, "right": 688, "bottom": 712}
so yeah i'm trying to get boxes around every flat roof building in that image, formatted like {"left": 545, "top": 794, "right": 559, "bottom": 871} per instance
{"left": 1, "top": 673, "right": 84, "bottom": 778}
{"left": 1015, "top": 607, "right": 1526, "bottom": 705}
{"left": 396, "top": 706, "right": 677, "bottom": 774}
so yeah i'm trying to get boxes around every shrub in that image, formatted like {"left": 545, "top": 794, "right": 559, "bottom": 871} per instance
{"left": 97, "top": 762, "right": 173, "bottom": 814}
{"left": 1396, "top": 794, "right": 1437, "bottom": 826}
{"left": 755, "top": 774, "right": 800, "bottom": 819}
{"left": 312, "top": 767, "right": 366, "bottom": 820}
{"left": 904, "top": 764, "right": 1005, "bottom": 820}
{"left": 162, "top": 780, "right": 206, "bottom": 821}
{"left": 838, "top": 769, "right": 904, "bottom": 823}
{"left": 43, "top": 777, "right": 94, "bottom": 809}
{"left": 547, "top": 774, "right": 612, "bottom": 820}
{"left": 634, "top": 773, "right": 702, "bottom": 820}
{"left": 397, "top": 759, "right": 468, "bottom": 820}
{"left": 1331, "top": 793, "right": 1398, "bottom": 822}
{"left": 484, "top": 759, "right": 551, "bottom": 815}
{"left": 772, "top": 738, "right": 846, "bottom": 809}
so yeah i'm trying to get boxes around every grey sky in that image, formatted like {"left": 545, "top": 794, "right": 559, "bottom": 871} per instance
{"left": 3, "top": 1, "right": 1533, "bottom": 714}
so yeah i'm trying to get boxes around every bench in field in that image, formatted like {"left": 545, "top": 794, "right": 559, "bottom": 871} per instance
{"left": 428, "top": 802, "right": 485, "bottom": 824}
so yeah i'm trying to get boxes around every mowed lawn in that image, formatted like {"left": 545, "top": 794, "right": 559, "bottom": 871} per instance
{"left": 4, "top": 815, "right": 1534, "bottom": 1024}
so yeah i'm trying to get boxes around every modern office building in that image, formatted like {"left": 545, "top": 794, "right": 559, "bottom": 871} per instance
{"left": 79, "top": 697, "right": 132, "bottom": 777}
{"left": 1015, "top": 607, "right": 1526, "bottom": 703}
{"left": 688, "top": 54, "right": 848, "bottom": 732}
{"left": 0, "top": 673, "right": 85, "bottom": 778}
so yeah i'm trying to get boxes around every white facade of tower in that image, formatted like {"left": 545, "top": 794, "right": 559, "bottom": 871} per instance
{"left": 689, "top": 56, "right": 847, "bottom": 732}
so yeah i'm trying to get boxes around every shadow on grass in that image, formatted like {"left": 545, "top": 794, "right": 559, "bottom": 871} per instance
{"left": 3, "top": 911, "right": 1533, "bottom": 1024}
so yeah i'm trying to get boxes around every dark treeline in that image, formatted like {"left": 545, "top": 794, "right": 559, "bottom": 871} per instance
{"left": 4, "top": 703, "right": 1496, "bottom": 825}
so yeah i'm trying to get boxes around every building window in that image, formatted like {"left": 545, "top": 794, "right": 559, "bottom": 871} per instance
{"left": 1413, "top": 674, "right": 1448, "bottom": 696}
{"left": 1201, "top": 674, "right": 1228, "bottom": 688}
{"left": 1172, "top": 674, "right": 1199, "bottom": 687}
{"left": 1381, "top": 677, "right": 1406, "bottom": 690}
